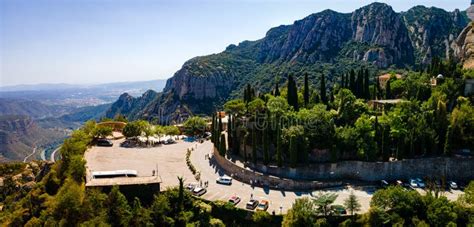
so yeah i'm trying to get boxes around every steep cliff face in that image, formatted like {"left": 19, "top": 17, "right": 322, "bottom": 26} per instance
{"left": 453, "top": 22, "right": 474, "bottom": 69}
{"left": 351, "top": 3, "right": 415, "bottom": 67}
{"left": 108, "top": 2, "right": 469, "bottom": 121}
{"left": 257, "top": 10, "right": 352, "bottom": 63}
{"left": 402, "top": 6, "right": 468, "bottom": 65}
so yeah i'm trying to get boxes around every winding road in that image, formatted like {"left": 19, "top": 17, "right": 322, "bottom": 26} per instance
{"left": 23, "top": 144, "right": 37, "bottom": 163}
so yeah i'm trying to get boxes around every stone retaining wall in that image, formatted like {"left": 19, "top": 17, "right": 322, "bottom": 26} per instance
{"left": 212, "top": 149, "right": 342, "bottom": 191}
{"left": 247, "top": 156, "right": 474, "bottom": 182}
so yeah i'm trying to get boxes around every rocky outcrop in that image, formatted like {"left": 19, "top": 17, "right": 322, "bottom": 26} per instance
{"left": 453, "top": 22, "right": 474, "bottom": 69}
{"left": 107, "top": 2, "right": 470, "bottom": 121}
{"left": 402, "top": 6, "right": 468, "bottom": 65}
{"left": 352, "top": 3, "right": 414, "bottom": 66}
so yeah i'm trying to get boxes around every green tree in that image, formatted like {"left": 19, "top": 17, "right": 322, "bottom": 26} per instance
{"left": 304, "top": 73, "right": 310, "bottom": 107}
{"left": 344, "top": 191, "right": 361, "bottom": 216}
{"left": 252, "top": 211, "right": 272, "bottom": 225}
{"left": 320, "top": 74, "right": 327, "bottom": 104}
{"left": 313, "top": 192, "right": 338, "bottom": 217}
{"left": 276, "top": 125, "right": 283, "bottom": 167}
{"left": 282, "top": 197, "right": 315, "bottom": 227}
{"left": 53, "top": 179, "right": 84, "bottom": 225}
{"left": 130, "top": 197, "right": 151, "bottom": 226}
{"left": 274, "top": 82, "right": 281, "bottom": 96}
{"left": 427, "top": 196, "right": 457, "bottom": 226}
{"left": 122, "top": 121, "right": 142, "bottom": 138}
{"left": 224, "top": 99, "right": 246, "bottom": 116}
{"left": 183, "top": 116, "right": 207, "bottom": 136}
{"left": 106, "top": 185, "right": 131, "bottom": 226}
{"left": 287, "top": 74, "right": 299, "bottom": 111}
{"left": 94, "top": 126, "right": 113, "bottom": 139}
{"left": 219, "top": 134, "right": 227, "bottom": 156}
{"left": 67, "top": 155, "right": 86, "bottom": 183}
{"left": 151, "top": 194, "right": 172, "bottom": 226}
{"left": 385, "top": 79, "right": 392, "bottom": 99}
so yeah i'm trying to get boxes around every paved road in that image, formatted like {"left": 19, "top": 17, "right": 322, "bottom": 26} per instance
{"left": 190, "top": 141, "right": 376, "bottom": 214}
{"left": 84, "top": 138, "right": 464, "bottom": 214}
{"left": 23, "top": 144, "right": 37, "bottom": 163}
{"left": 50, "top": 147, "right": 61, "bottom": 162}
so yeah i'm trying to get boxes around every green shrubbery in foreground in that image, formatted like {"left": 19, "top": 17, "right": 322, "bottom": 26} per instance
{"left": 1, "top": 119, "right": 473, "bottom": 226}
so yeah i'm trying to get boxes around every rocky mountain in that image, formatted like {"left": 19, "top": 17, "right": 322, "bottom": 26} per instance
{"left": 108, "top": 3, "right": 470, "bottom": 123}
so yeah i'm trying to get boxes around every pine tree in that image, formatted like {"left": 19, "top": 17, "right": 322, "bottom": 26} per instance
{"left": 304, "top": 73, "right": 310, "bottom": 107}
{"left": 320, "top": 74, "right": 327, "bottom": 104}
{"left": 344, "top": 191, "right": 361, "bottom": 216}
{"left": 444, "top": 125, "right": 452, "bottom": 155}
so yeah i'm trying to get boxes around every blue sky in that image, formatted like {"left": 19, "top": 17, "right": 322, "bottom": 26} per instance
{"left": 0, "top": 0, "right": 470, "bottom": 86}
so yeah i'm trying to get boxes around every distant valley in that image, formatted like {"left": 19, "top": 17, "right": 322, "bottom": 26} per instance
{"left": 0, "top": 79, "right": 166, "bottom": 162}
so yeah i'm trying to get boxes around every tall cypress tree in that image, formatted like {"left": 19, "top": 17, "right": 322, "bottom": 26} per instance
{"left": 211, "top": 114, "right": 216, "bottom": 144}
{"left": 219, "top": 134, "right": 227, "bottom": 156}
{"left": 374, "top": 74, "right": 380, "bottom": 100}
{"left": 349, "top": 69, "right": 356, "bottom": 93}
{"left": 320, "top": 74, "right": 327, "bottom": 104}
{"left": 262, "top": 125, "right": 269, "bottom": 165}
{"left": 304, "top": 73, "right": 310, "bottom": 107}
{"left": 289, "top": 136, "right": 297, "bottom": 168}
{"left": 287, "top": 75, "right": 299, "bottom": 111}
{"left": 252, "top": 128, "right": 257, "bottom": 164}
{"left": 276, "top": 124, "right": 283, "bottom": 167}
{"left": 355, "top": 69, "right": 363, "bottom": 98}
{"left": 385, "top": 79, "right": 392, "bottom": 99}
{"left": 274, "top": 82, "right": 280, "bottom": 96}
{"left": 227, "top": 115, "right": 233, "bottom": 152}
{"left": 364, "top": 69, "right": 370, "bottom": 100}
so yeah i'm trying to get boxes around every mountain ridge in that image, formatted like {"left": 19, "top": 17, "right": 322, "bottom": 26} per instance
{"left": 106, "top": 2, "right": 470, "bottom": 123}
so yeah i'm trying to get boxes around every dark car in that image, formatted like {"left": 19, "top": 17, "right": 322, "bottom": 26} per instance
{"left": 97, "top": 139, "right": 113, "bottom": 147}
{"left": 246, "top": 199, "right": 259, "bottom": 210}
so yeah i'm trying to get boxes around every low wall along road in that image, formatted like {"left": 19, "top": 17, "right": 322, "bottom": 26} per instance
{"left": 212, "top": 148, "right": 474, "bottom": 190}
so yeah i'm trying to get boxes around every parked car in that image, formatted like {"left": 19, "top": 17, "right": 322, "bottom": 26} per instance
{"left": 332, "top": 205, "right": 347, "bottom": 215}
{"left": 246, "top": 199, "right": 259, "bottom": 210}
{"left": 415, "top": 178, "right": 425, "bottom": 188}
{"left": 216, "top": 176, "right": 232, "bottom": 185}
{"left": 228, "top": 196, "right": 241, "bottom": 206}
{"left": 448, "top": 181, "right": 458, "bottom": 189}
{"left": 192, "top": 187, "right": 207, "bottom": 196}
{"left": 164, "top": 138, "right": 176, "bottom": 145}
{"left": 256, "top": 200, "right": 269, "bottom": 211}
{"left": 120, "top": 140, "right": 130, "bottom": 147}
{"left": 186, "top": 183, "right": 198, "bottom": 192}
{"left": 97, "top": 139, "right": 113, "bottom": 147}
{"left": 409, "top": 179, "right": 418, "bottom": 188}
